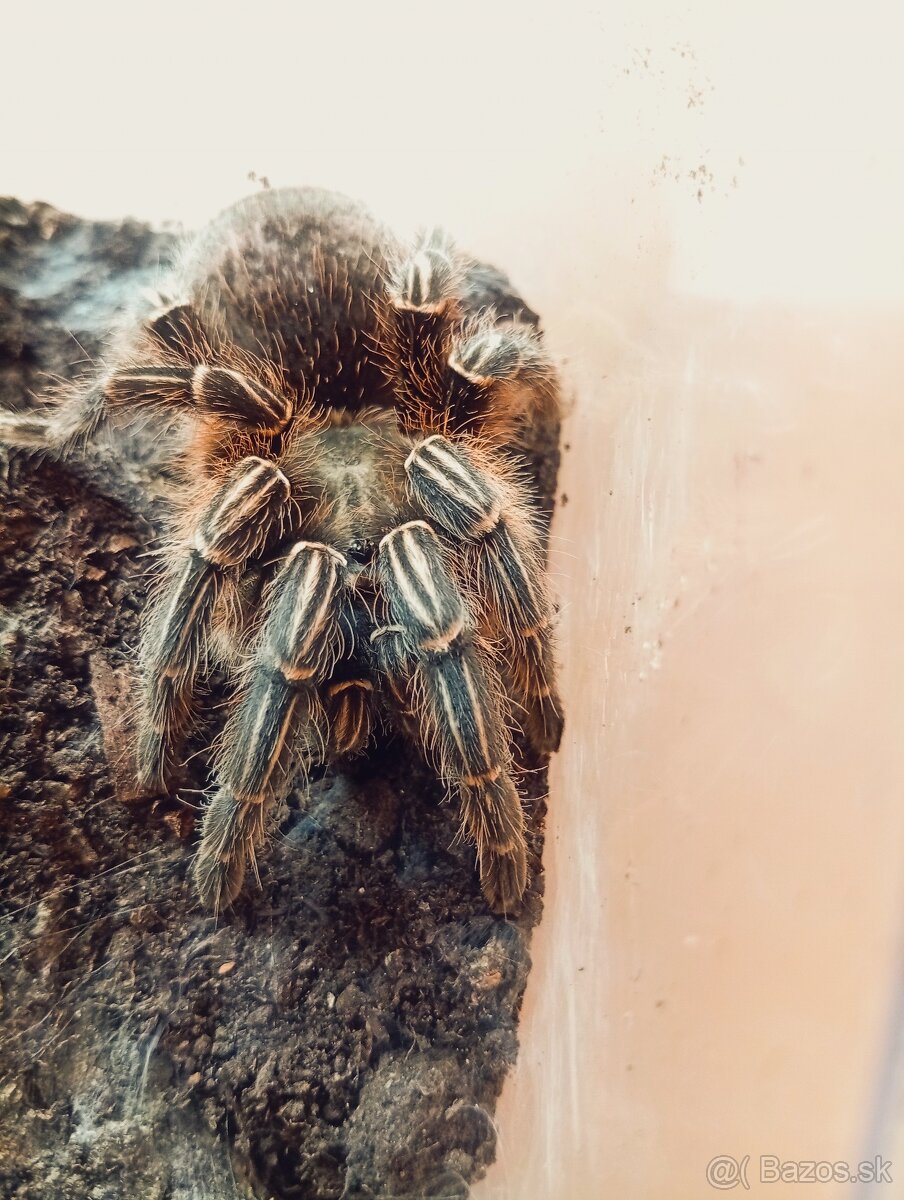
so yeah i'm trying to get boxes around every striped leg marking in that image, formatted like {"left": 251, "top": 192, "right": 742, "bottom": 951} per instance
{"left": 137, "top": 553, "right": 222, "bottom": 789}
{"left": 383, "top": 232, "right": 461, "bottom": 430}
{"left": 137, "top": 457, "right": 290, "bottom": 790}
{"left": 390, "top": 232, "right": 459, "bottom": 315}
{"left": 447, "top": 320, "right": 555, "bottom": 435}
{"left": 0, "top": 410, "right": 65, "bottom": 449}
{"left": 370, "top": 624, "right": 420, "bottom": 742}
{"left": 377, "top": 520, "right": 527, "bottom": 913}
{"left": 193, "top": 541, "right": 347, "bottom": 910}
{"left": 107, "top": 363, "right": 292, "bottom": 432}
{"left": 0, "top": 355, "right": 291, "bottom": 456}
{"left": 405, "top": 435, "right": 563, "bottom": 753}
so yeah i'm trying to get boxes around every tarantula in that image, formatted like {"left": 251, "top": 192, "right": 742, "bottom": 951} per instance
{"left": 0, "top": 188, "right": 563, "bottom": 913}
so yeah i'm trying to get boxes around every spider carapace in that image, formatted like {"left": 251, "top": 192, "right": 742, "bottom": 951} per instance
{"left": 0, "top": 188, "right": 564, "bottom": 914}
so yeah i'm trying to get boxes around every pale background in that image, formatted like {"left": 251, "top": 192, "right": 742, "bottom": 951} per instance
{"left": 3, "top": 2, "right": 904, "bottom": 1197}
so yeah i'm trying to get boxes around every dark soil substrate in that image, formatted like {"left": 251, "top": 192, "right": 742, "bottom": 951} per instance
{"left": 0, "top": 197, "right": 559, "bottom": 1199}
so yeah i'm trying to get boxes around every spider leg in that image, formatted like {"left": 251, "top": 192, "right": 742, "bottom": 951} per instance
{"left": 380, "top": 233, "right": 558, "bottom": 442}
{"left": 143, "top": 298, "right": 209, "bottom": 360}
{"left": 381, "top": 229, "right": 462, "bottom": 433}
{"left": 446, "top": 319, "right": 557, "bottom": 440}
{"left": 0, "top": 357, "right": 292, "bottom": 455}
{"left": 137, "top": 456, "right": 290, "bottom": 789}
{"left": 405, "top": 435, "right": 563, "bottom": 753}
{"left": 369, "top": 624, "right": 421, "bottom": 744}
{"left": 193, "top": 541, "right": 347, "bottom": 910}
{"left": 104, "top": 362, "right": 293, "bottom": 431}
{"left": 0, "top": 380, "right": 109, "bottom": 453}
{"left": 376, "top": 519, "right": 528, "bottom": 913}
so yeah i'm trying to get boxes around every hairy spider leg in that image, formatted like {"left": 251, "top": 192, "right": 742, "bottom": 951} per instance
{"left": 405, "top": 434, "right": 563, "bottom": 754}
{"left": 193, "top": 540, "right": 346, "bottom": 910}
{"left": 381, "top": 230, "right": 462, "bottom": 433}
{"left": 0, "top": 303, "right": 292, "bottom": 454}
{"left": 0, "top": 380, "right": 109, "bottom": 453}
{"left": 137, "top": 456, "right": 290, "bottom": 789}
{"left": 104, "top": 363, "right": 292, "bottom": 432}
{"left": 381, "top": 232, "right": 555, "bottom": 441}
{"left": 376, "top": 519, "right": 527, "bottom": 913}
{"left": 445, "top": 320, "right": 557, "bottom": 438}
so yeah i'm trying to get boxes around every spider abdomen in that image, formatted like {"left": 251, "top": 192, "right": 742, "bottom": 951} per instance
{"left": 181, "top": 188, "right": 398, "bottom": 413}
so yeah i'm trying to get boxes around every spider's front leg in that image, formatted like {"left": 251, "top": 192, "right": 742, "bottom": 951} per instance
{"left": 138, "top": 456, "right": 290, "bottom": 789}
{"left": 376, "top": 520, "right": 528, "bottom": 913}
{"left": 193, "top": 541, "right": 347, "bottom": 911}
{"left": 405, "top": 435, "right": 563, "bottom": 754}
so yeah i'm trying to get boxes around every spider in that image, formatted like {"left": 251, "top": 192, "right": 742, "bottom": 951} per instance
{"left": 0, "top": 187, "right": 563, "bottom": 914}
